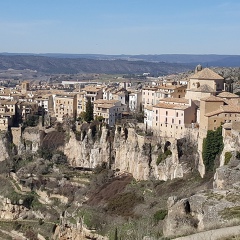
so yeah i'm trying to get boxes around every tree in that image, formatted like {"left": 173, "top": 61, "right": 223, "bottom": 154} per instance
{"left": 85, "top": 98, "right": 94, "bottom": 122}
{"left": 202, "top": 126, "right": 223, "bottom": 172}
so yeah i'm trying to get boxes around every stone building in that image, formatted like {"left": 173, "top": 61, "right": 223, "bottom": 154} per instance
{"left": 185, "top": 67, "right": 224, "bottom": 101}
{"left": 54, "top": 94, "right": 77, "bottom": 122}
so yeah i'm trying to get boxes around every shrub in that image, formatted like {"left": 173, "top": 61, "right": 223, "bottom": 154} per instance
{"left": 106, "top": 192, "right": 144, "bottom": 217}
{"left": 153, "top": 209, "right": 168, "bottom": 223}
{"left": 156, "top": 150, "right": 172, "bottom": 165}
{"left": 224, "top": 152, "right": 232, "bottom": 165}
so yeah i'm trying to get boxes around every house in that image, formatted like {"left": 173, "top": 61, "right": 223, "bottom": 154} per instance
{"left": 129, "top": 91, "right": 142, "bottom": 112}
{"left": 151, "top": 98, "right": 197, "bottom": 138}
{"left": 144, "top": 105, "right": 153, "bottom": 129}
{"left": 54, "top": 94, "right": 77, "bottom": 122}
{"left": 0, "top": 100, "right": 17, "bottom": 130}
{"left": 35, "top": 94, "right": 53, "bottom": 113}
{"left": 142, "top": 86, "right": 158, "bottom": 109}
{"left": 93, "top": 99, "right": 128, "bottom": 126}
{"left": 82, "top": 85, "right": 103, "bottom": 102}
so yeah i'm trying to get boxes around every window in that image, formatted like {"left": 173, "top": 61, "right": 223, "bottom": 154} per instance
{"left": 166, "top": 111, "right": 168, "bottom": 116}
{"left": 176, "top": 112, "right": 178, "bottom": 117}
{"left": 165, "top": 117, "right": 167, "bottom": 123}
{"left": 172, "top": 118, "right": 174, "bottom": 123}
{"left": 156, "top": 116, "right": 158, "bottom": 121}
{"left": 156, "top": 110, "right": 158, "bottom": 114}
{"left": 214, "top": 119, "right": 216, "bottom": 122}
{"left": 179, "top": 120, "right": 181, "bottom": 124}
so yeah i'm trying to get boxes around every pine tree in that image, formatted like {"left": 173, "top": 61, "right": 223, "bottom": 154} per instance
{"left": 85, "top": 98, "right": 94, "bottom": 122}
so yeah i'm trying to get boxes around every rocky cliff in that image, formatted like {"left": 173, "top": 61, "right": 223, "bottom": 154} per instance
{"left": 64, "top": 124, "right": 198, "bottom": 181}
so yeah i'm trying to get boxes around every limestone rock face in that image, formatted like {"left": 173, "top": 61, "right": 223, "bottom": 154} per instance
{"left": 0, "top": 131, "right": 10, "bottom": 162}
{"left": 64, "top": 128, "right": 109, "bottom": 169}
{"left": 63, "top": 126, "right": 197, "bottom": 181}
{"left": 164, "top": 189, "right": 240, "bottom": 238}
{"left": 214, "top": 163, "right": 240, "bottom": 189}
{"left": 22, "top": 127, "right": 41, "bottom": 153}
{"left": 113, "top": 128, "right": 151, "bottom": 180}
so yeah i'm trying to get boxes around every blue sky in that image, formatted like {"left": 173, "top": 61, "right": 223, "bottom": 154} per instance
{"left": 0, "top": 0, "right": 240, "bottom": 55}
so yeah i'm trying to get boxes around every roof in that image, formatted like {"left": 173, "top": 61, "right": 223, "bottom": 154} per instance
{"left": 83, "top": 86, "right": 102, "bottom": 92}
{"left": 144, "top": 105, "right": 153, "bottom": 111}
{"left": 97, "top": 104, "right": 115, "bottom": 109}
{"left": 217, "top": 92, "right": 239, "bottom": 99}
{"left": 200, "top": 95, "right": 224, "bottom": 102}
{"left": 153, "top": 102, "right": 189, "bottom": 110}
{"left": 190, "top": 68, "right": 224, "bottom": 80}
{"left": 0, "top": 100, "right": 18, "bottom": 105}
{"left": 189, "top": 84, "right": 215, "bottom": 93}
{"left": 94, "top": 99, "right": 119, "bottom": 104}
{"left": 160, "top": 97, "right": 189, "bottom": 104}
{"left": 205, "top": 105, "right": 240, "bottom": 117}
{"left": 157, "top": 84, "right": 186, "bottom": 90}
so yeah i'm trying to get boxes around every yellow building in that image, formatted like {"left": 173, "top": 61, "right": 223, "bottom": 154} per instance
{"left": 54, "top": 94, "right": 77, "bottom": 122}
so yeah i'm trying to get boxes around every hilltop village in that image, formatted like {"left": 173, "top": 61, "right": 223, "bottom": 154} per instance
{"left": 0, "top": 65, "right": 239, "bottom": 172}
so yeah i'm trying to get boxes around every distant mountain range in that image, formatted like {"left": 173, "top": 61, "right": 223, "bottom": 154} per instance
{"left": 0, "top": 53, "right": 239, "bottom": 75}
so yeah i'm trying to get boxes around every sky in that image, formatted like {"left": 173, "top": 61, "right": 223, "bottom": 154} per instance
{"left": 0, "top": 0, "right": 240, "bottom": 55}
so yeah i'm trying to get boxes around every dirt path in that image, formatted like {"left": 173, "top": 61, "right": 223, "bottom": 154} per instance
{"left": 174, "top": 225, "right": 240, "bottom": 240}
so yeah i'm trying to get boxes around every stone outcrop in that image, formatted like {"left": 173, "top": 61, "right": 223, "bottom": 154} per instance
{"left": 164, "top": 188, "right": 240, "bottom": 238}
{"left": 63, "top": 125, "right": 198, "bottom": 181}
{"left": 0, "top": 131, "right": 10, "bottom": 161}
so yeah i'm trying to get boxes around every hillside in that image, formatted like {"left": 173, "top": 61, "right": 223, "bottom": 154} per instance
{"left": 0, "top": 55, "right": 191, "bottom": 75}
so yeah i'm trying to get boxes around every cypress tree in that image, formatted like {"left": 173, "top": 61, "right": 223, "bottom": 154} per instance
{"left": 85, "top": 98, "right": 94, "bottom": 122}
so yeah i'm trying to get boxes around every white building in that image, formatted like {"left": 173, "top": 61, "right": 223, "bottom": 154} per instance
{"left": 129, "top": 91, "right": 142, "bottom": 112}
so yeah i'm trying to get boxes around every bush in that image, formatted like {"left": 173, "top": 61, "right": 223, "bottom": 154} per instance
{"left": 224, "top": 152, "right": 232, "bottom": 165}
{"left": 153, "top": 209, "right": 168, "bottom": 223}
{"left": 156, "top": 150, "right": 172, "bottom": 165}
{"left": 106, "top": 192, "right": 144, "bottom": 217}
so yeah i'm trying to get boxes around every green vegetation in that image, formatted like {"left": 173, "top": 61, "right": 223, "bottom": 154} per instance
{"left": 106, "top": 192, "right": 144, "bottom": 217}
{"left": 202, "top": 126, "right": 223, "bottom": 172}
{"left": 85, "top": 98, "right": 94, "bottom": 122}
{"left": 153, "top": 209, "right": 168, "bottom": 223}
{"left": 22, "top": 115, "right": 39, "bottom": 128}
{"left": 221, "top": 206, "right": 240, "bottom": 220}
{"left": 156, "top": 150, "right": 172, "bottom": 165}
{"left": 224, "top": 152, "right": 232, "bottom": 165}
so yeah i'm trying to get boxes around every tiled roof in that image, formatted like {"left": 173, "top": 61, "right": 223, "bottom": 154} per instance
{"left": 97, "top": 104, "right": 115, "bottom": 109}
{"left": 153, "top": 102, "right": 189, "bottom": 110}
{"left": 144, "top": 105, "right": 153, "bottom": 111}
{"left": 157, "top": 84, "right": 186, "bottom": 90}
{"left": 94, "top": 99, "right": 119, "bottom": 104}
{"left": 205, "top": 105, "right": 240, "bottom": 117}
{"left": 160, "top": 97, "right": 189, "bottom": 104}
{"left": 0, "top": 100, "right": 18, "bottom": 105}
{"left": 190, "top": 68, "right": 224, "bottom": 80}
{"left": 200, "top": 95, "right": 224, "bottom": 102}
{"left": 217, "top": 92, "right": 239, "bottom": 98}
{"left": 83, "top": 86, "right": 102, "bottom": 92}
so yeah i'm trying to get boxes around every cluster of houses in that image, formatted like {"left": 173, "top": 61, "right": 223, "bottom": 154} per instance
{"left": 0, "top": 65, "right": 239, "bottom": 146}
